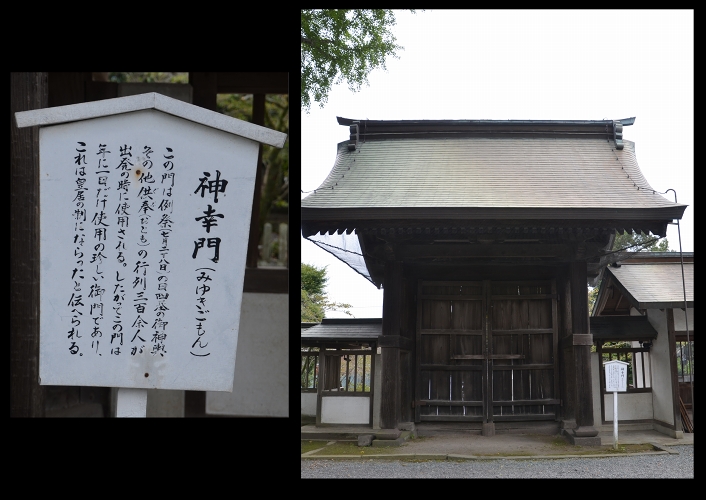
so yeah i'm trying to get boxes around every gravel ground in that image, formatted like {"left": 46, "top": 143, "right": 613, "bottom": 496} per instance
{"left": 301, "top": 445, "right": 693, "bottom": 478}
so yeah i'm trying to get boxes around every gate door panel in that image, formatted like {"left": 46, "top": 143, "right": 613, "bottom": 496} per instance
{"left": 489, "top": 281, "right": 559, "bottom": 421}
{"left": 416, "top": 282, "right": 485, "bottom": 421}
{"left": 416, "top": 280, "right": 558, "bottom": 423}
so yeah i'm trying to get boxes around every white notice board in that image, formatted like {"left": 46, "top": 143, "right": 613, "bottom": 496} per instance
{"left": 38, "top": 109, "right": 259, "bottom": 391}
{"left": 604, "top": 360, "right": 629, "bottom": 392}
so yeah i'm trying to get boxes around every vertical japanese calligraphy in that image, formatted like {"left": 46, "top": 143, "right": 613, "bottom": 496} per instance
{"left": 150, "top": 146, "right": 174, "bottom": 357}
{"left": 67, "top": 141, "right": 179, "bottom": 359}
{"left": 89, "top": 142, "right": 110, "bottom": 356}
{"left": 38, "top": 107, "right": 264, "bottom": 391}
{"left": 67, "top": 141, "right": 88, "bottom": 356}
{"left": 113, "top": 141, "right": 128, "bottom": 356}
{"left": 191, "top": 170, "right": 229, "bottom": 357}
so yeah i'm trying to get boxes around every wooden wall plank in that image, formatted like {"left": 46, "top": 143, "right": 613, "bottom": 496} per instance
{"left": 418, "top": 278, "right": 560, "bottom": 423}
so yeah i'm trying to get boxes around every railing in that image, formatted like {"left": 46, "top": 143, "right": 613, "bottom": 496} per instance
{"left": 676, "top": 341, "right": 693, "bottom": 384}
{"left": 300, "top": 347, "right": 319, "bottom": 392}
{"left": 321, "top": 349, "right": 373, "bottom": 393}
{"left": 303, "top": 346, "right": 374, "bottom": 393}
{"left": 680, "top": 396, "right": 694, "bottom": 433}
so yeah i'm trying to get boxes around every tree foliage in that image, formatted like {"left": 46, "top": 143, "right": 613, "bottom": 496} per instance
{"left": 301, "top": 9, "right": 415, "bottom": 112}
{"left": 301, "top": 262, "right": 328, "bottom": 296}
{"left": 301, "top": 289, "right": 325, "bottom": 323}
{"left": 109, "top": 72, "right": 188, "bottom": 84}
{"left": 611, "top": 230, "right": 670, "bottom": 253}
{"left": 301, "top": 263, "right": 352, "bottom": 322}
{"left": 217, "top": 93, "right": 289, "bottom": 250}
{"left": 108, "top": 73, "right": 289, "bottom": 265}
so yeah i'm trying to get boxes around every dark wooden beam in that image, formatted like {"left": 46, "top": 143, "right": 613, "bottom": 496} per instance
{"left": 569, "top": 261, "right": 598, "bottom": 437}
{"left": 397, "top": 243, "right": 568, "bottom": 259}
{"left": 246, "top": 94, "right": 266, "bottom": 268}
{"left": 399, "top": 275, "right": 415, "bottom": 423}
{"left": 242, "top": 268, "right": 287, "bottom": 293}
{"left": 85, "top": 80, "right": 118, "bottom": 102}
{"left": 216, "top": 72, "right": 288, "bottom": 94}
{"left": 571, "top": 262, "right": 590, "bottom": 336}
{"left": 189, "top": 72, "right": 218, "bottom": 111}
{"left": 48, "top": 72, "right": 90, "bottom": 107}
{"left": 11, "top": 72, "right": 47, "bottom": 417}
{"left": 557, "top": 267, "right": 576, "bottom": 426}
{"left": 377, "top": 335, "right": 414, "bottom": 351}
{"left": 380, "top": 261, "right": 403, "bottom": 429}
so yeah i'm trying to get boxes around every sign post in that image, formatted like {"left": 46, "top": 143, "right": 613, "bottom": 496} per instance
{"left": 604, "top": 360, "right": 629, "bottom": 449}
{"left": 15, "top": 93, "right": 287, "bottom": 417}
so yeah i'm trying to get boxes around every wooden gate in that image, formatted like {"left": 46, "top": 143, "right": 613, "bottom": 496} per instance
{"left": 415, "top": 280, "right": 559, "bottom": 423}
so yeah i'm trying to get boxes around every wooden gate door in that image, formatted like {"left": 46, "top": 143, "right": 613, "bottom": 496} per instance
{"left": 416, "top": 280, "right": 559, "bottom": 423}
{"left": 416, "top": 281, "right": 486, "bottom": 421}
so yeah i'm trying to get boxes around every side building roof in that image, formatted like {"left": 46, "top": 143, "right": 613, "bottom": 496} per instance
{"left": 593, "top": 253, "right": 694, "bottom": 314}
{"left": 301, "top": 318, "right": 382, "bottom": 347}
{"left": 603, "top": 261, "right": 693, "bottom": 310}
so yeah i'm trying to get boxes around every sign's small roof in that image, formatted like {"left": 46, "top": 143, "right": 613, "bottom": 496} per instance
{"left": 14, "top": 92, "right": 287, "bottom": 148}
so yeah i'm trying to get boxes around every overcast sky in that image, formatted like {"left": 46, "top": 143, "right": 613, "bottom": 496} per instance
{"left": 301, "top": 9, "right": 694, "bottom": 319}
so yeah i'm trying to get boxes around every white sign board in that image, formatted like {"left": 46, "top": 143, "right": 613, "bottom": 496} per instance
{"left": 604, "top": 360, "right": 629, "bottom": 392}
{"left": 34, "top": 104, "right": 265, "bottom": 392}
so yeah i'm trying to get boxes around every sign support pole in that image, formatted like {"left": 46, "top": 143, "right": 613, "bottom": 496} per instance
{"left": 116, "top": 388, "right": 148, "bottom": 418}
{"left": 613, "top": 390, "right": 618, "bottom": 449}
{"left": 604, "top": 359, "right": 628, "bottom": 450}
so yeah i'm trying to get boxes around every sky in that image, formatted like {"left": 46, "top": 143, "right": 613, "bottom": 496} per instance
{"left": 301, "top": 9, "right": 694, "bottom": 319}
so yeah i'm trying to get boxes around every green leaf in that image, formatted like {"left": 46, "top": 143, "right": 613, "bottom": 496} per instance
{"left": 301, "top": 9, "right": 416, "bottom": 112}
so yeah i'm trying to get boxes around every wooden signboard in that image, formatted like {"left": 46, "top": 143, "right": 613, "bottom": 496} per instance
{"left": 604, "top": 359, "right": 628, "bottom": 393}
{"left": 15, "top": 93, "right": 286, "bottom": 392}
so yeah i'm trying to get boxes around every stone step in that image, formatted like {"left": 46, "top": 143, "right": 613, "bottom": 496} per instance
{"left": 301, "top": 431, "right": 359, "bottom": 441}
{"left": 371, "top": 430, "right": 415, "bottom": 447}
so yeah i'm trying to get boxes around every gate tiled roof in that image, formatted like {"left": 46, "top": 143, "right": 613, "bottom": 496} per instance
{"left": 302, "top": 118, "right": 686, "bottom": 222}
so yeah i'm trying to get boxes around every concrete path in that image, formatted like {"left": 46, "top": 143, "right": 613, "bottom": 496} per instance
{"left": 302, "top": 425, "right": 693, "bottom": 459}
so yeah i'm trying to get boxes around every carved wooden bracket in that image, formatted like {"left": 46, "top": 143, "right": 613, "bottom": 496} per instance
{"left": 348, "top": 122, "right": 359, "bottom": 151}
{"left": 613, "top": 120, "right": 624, "bottom": 150}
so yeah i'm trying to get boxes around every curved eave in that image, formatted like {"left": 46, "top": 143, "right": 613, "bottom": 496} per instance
{"left": 301, "top": 206, "right": 687, "bottom": 222}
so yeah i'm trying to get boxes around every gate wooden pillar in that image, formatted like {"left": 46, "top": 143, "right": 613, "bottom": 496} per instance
{"left": 380, "top": 261, "right": 403, "bottom": 429}
{"left": 11, "top": 72, "right": 47, "bottom": 417}
{"left": 567, "top": 261, "right": 600, "bottom": 445}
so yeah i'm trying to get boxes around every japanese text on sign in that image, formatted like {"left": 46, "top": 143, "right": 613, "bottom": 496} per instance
{"left": 67, "top": 141, "right": 179, "bottom": 359}
{"left": 604, "top": 361, "right": 628, "bottom": 392}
